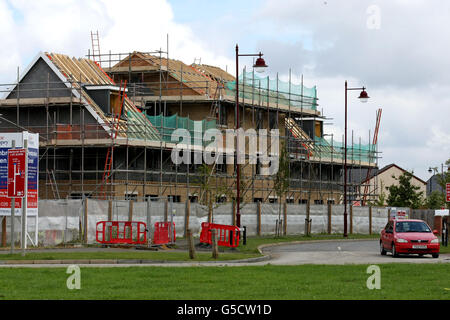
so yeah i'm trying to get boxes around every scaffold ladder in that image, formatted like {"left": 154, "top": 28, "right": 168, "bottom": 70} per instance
{"left": 90, "top": 30, "right": 101, "bottom": 64}
{"left": 361, "top": 108, "right": 382, "bottom": 205}
{"left": 47, "top": 169, "right": 60, "bottom": 199}
{"left": 208, "top": 81, "right": 224, "bottom": 122}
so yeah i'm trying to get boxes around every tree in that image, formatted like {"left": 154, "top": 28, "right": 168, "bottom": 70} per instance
{"left": 368, "top": 181, "right": 386, "bottom": 207}
{"left": 425, "top": 190, "right": 445, "bottom": 209}
{"left": 386, "top": 171, "right": 424, "bottom": 209}
{"left": 194, "top": 163, "right": 231, "bottom": 223}
{"left": 274, "top": 143, "right": 290, "bottom": 237}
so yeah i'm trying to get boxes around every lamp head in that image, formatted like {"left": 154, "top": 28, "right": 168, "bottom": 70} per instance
{"left": 358, "top": 87, "right": 369, "bottom": 103}
{"left": 253, "top": 52, "right": 268, "bottom": 73}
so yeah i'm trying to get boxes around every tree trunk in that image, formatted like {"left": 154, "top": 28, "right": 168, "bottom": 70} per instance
{"left": 187, "top": 229, "right": 196, "bottom": 259}
{"left": 277, "top": 197, "right": 282, "bottom": 237}
{"left": 212, "top": 229, "right": 219, "bottom": 259}
{"left": 208, "top": 194, "right": 213, "bottom": 223}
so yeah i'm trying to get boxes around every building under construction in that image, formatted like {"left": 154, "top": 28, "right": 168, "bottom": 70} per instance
{"left": 0, "top": 42, "right": 380, "bottom": 206}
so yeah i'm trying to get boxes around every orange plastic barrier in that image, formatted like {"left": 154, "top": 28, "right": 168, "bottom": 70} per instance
{"left": 153, "top": 222, "right": 176, "bottom": 245}
{"left": 200, "top": 222, "right": 240, "bottom": 248}
{"left": 96, "top": 221, "right": 147, "bottom": 245}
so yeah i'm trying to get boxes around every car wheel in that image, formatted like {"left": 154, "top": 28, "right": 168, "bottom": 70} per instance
{"left": 392, "top": 243, "right": 399, "bottom": 257}
{"left": 432, "top": 253, "right": 439, "bottom": 259}
{"left": 380, "top": 242, "right": 386, "bottom": 255}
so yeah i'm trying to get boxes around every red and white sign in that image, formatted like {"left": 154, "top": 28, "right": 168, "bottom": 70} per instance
{"left": 0, "top": 132, "right": 39, "bottom": 217}
{"left": 7, "top": 149, "right": 26, "bottom": 198}
{"left": 390, "top": 208, "right": 408, "bottom": 220}
{"left": 396, "top": 210, "right": 407, "bottom": 218}
{"left": 446, "top": 183, "right": 450, "bottom": 202}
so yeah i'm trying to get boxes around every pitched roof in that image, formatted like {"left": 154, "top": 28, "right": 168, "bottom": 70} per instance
{"left": 113, "top": 52, "right": 231, "bottom": 98}
{"left": 364, "top": 163, "right": 427, "bottom": 185}
{"left": 47, "top": 53, "right": 160, "bottom": 141}
{"left": 7, "top": 52, "right": 160, "bottom": 141}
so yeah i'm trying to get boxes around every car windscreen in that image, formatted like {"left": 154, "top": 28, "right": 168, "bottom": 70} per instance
{"left": 395, "top": 221, "right": 431, "bottom": 233}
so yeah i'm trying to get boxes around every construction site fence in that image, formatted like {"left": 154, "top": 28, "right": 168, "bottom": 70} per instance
{"left": 0, "top": 199, "right": 435, "bottom": 247}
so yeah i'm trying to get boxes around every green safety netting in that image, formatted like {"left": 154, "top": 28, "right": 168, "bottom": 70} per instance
{"left": 225, "top": 71, "right": 318, "bottom": 110}
{"left": 126, "top": 109, "right": 161, "bottom": 141}
{"left": 146, "top": 114, "right": 216, "bottom": 146}
{"left": 314, "top": 136, "right": 377, "bottom": 163}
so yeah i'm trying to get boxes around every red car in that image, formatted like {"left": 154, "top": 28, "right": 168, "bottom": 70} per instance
{"left": 380, "top": 219, "right": 440, "bottom": 258}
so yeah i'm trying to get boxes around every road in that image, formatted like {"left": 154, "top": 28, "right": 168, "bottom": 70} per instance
{"left": 260, "top": 239, "right": 450, "bottom": 265}
{"left": 1, "top": 239, "right": 449, "bottom": 267}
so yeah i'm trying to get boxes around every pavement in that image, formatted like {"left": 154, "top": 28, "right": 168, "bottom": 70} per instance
{"left": 1, "top": 239, "right": 449, "bottom": 267}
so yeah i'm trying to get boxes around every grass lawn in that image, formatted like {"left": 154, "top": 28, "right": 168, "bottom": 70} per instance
{"left": 1, "top": 264, "right": 450, "bottom": 300}
{"left": 439, "top": 244, "right": 450, "bottom": 254}
{"left": 0, "top": 233, "right": 379, "bottom": 261}
{"left": 0, "top": 251, "right": 259, "bottom": 262}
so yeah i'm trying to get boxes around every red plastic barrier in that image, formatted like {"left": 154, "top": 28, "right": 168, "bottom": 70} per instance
{"left": 200, "top": 222, "right": 240, "bottom": 248}
{"left": 153, "top": 222, "right": 176, "bottom": 245}
{"left": 96, "top": 221, "right": 147, "bottom": 245}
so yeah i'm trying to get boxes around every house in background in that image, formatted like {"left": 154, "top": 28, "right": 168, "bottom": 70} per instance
{"left": 361, "top": 163, "right": 427, "bottom": 205}
{"left": 426, "top": 169, "right": 448, "bottom": 196}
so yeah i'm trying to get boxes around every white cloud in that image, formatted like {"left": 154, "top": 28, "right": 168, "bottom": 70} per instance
{"left": 428, "top": 127, "right": 450, "bottom": 152}
{"left": 0, "top": 0, "right": 233, "bottom": 83}
{"left": 0, "top": 1, "right": 21, "bottom": 78}
{"left": 257, "top": 0, "right": 450, "bottom": 88}
{"left": 98, "top": 0, "right": 233, "bottom": 68}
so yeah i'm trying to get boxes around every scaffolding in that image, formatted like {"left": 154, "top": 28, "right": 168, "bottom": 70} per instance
{"left": 0, "top": 46, "right": 380, "bottom": 206}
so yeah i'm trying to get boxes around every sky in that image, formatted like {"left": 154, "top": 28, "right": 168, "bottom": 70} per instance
{"left": 0, "top": 0, "right": 448, "bottom": 181}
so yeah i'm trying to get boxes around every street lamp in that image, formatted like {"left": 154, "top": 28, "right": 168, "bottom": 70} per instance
{"left": 235, "top": 44, "right": 268, "bottom": 228}
{"left": 344, "top": 81, "right": 369, "bottom": 238}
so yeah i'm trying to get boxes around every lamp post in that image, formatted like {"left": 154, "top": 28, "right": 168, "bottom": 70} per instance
{"left": 344, "top": 81, "right": 369, "bottom": 238}
{"left": 235, "top": 44, "right": 268, "bottom": 227}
